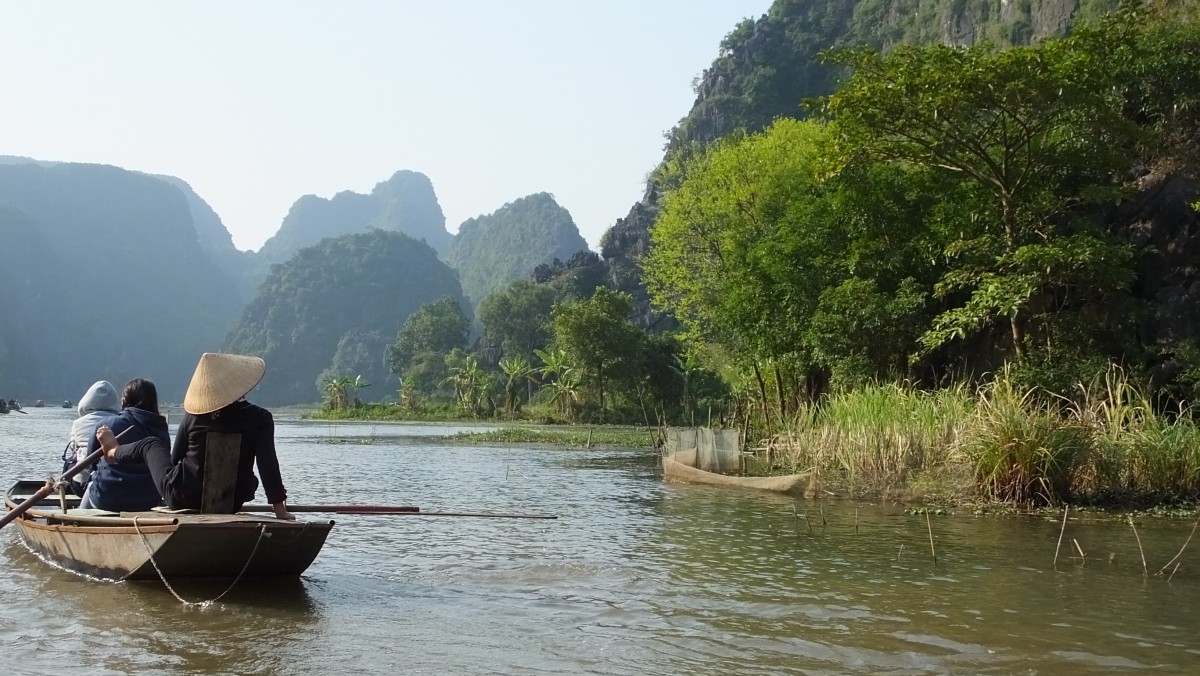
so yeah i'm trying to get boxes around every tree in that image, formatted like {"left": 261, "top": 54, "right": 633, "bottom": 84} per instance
{"left": 388, "top": 296, "right": 469, "bottom": 376}
{"left": 498, "top": 355, "right": 535, "bottom": 414}
{"left": 646, "top": 118, "right": 938, "bottom": 404}
{"left": 479, "top": 280, "right": 557, "bottom": 362}
{"left": 551, "top": 288, "right": 645, "bottom": 412}
{"left": 823, "top": 26, "right": 1140, "bottom": 361}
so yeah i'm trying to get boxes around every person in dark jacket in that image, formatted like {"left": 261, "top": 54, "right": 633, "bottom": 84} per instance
{"left": 96, "top": 353, "right": 293, "bottom": 520}
{"left": 80, "top": 378, "right": 169, "bottom": 511}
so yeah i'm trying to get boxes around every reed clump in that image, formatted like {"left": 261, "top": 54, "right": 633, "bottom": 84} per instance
{"left": 777, "top": 382, "right": 974, "bottom": 498}
{"left": 771, "top": 367, "right": 1200, "bottom": 506}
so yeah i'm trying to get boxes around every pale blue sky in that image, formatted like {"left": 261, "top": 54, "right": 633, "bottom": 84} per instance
{"left": 0, "top": 1, "right": 771, "bottom": 251}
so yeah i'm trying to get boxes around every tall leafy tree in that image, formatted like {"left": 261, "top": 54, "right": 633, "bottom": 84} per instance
{"left": 646, "top": 118, "right": 938, "bottom": 397}
{"left": 479, "top": 280, "right": 557, "bottom": 361}
{"left": 388, "top": 296, "right": 470, "bottom": 376}
{"left": 824, "top": 22, "right": 1141, "bottom": 361}
{"left": 551, "top": 288, "right": 645, "bottom": 411}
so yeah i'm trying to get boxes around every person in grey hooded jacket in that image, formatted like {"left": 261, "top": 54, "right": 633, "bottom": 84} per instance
{"left": 63, "top": 381, "right": 121, "bottom": 496}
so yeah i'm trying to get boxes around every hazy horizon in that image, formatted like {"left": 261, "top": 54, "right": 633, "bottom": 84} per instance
{"left": 0, "top": 1, "right": 770, "bottom": 252}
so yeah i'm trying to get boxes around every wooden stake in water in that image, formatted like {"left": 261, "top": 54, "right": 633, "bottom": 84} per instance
{"left": 897, "top": 544, "right": 905, "bottom": 561}
{"left": 854, "top": 507, "right": 859, "bottom": 535}
{"left": 1169, "top": 562, "right": 1182, "bottom": 583}
{"left": 1054, "top": 505, "right": 1069, "bottom": 568}
{"left": 1129, "top": 515, "right": 1148, "bottom": 576}
{"left": 1073, "top": 538, "right": 1086, "bottom": 565}
{"left": 1159, "top": 513, "right": 1200, "bottom": 575}
{"left": 926, "top": 510, "right": 937, "bottom": 564}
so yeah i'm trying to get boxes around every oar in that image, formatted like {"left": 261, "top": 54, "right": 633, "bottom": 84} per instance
{"left": 239, "top": 504, "right": 557, "bottom": 520}
{"left": 11, "top": 408, "right": 28, "bottom": 414}
{"left": 0, "top": 427, "right": 131, "bottom": 530}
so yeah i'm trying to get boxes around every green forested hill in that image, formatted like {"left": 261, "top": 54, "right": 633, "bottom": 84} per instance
{"left": 254, "top": 170, "right": 452, "bottom": 279}
{"left": 446, "top": 193, "right": 589, "bottom": 311}
{"left": 225, "top": 229, "right": 469, "bottom": 405}
{"left": 0, "top": 161, "right": 242, "bottom": 400}
{"left": 597, "top": 0, "right": 1131, "bottom": 327}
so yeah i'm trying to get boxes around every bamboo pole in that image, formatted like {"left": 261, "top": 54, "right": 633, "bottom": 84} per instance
{"left": 1054, "top": 505, "right": 1069, "bottom": 568}
{"left": 1129, "top": 515, "right": 1148, "bottom": 576}
{"left": 238, "top": 504, "right": 557, "bottom": 519}
{"left": 1159, "top": 513, "right": 1200, "bottom": 575}
{"left": 926, "top": 510, "right": 937, "bottom": 564}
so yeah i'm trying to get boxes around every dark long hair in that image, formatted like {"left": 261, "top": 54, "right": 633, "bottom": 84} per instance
{"left": 121, "top": 378, "right": 159, "bottom": 414}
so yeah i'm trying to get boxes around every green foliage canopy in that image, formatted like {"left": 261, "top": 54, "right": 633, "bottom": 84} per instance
{"left": 823, "top": 24, "right": 1141, "bottom": 359}
{"left": 388, "top": 295, "right": 470, "bottom": 378}
{"left": 551, "top": 288, "right": 646, "bottom": 412}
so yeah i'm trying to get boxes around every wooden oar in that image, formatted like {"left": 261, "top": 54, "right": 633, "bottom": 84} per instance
{"left": 0, "top": 427, "right": 131, "bottom": 530}
{"left": 239, "top": 504, "right": 557, "bottom": 520}
{"left": 0, "top": 449, "right": 102, "bottom": 529}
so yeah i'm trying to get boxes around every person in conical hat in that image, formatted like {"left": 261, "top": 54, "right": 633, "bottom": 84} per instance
{"left": 96, "top": 353, "right": 294, "bottom": 519}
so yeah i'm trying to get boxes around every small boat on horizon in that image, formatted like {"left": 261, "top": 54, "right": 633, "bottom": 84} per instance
{"left": 3, "top": 481, "right": 334, "bottom": 581}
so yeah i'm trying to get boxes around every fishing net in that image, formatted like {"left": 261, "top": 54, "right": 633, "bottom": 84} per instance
{"left": 664, "top": 427, "right": 741, "bottom": 474}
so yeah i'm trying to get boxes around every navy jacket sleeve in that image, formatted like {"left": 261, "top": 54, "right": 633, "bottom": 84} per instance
{"left": 86, "top": 413, "right": 131, "bottom": 456}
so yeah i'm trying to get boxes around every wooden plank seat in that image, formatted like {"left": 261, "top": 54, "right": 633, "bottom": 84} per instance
{"left": 201, "top": 432, "right": 242, "bottom": 514}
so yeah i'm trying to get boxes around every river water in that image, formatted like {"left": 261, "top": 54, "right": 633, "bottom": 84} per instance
{"left": 3, "top": 407, "right": 1200, "bottom": 675}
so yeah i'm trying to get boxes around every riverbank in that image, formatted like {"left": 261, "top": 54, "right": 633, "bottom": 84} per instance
{"left": 306, "top": 369, "right": 1200, "bottom": 510}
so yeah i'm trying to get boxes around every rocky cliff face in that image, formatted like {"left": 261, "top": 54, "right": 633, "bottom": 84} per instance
{"left": 153, "top": 173, "right": 256, "bottom": 301}
{"left": 446, "top": 192, "right": 589, "bottom": 310}
{"left": 0, "top": 161, "right": 242, "bottom": 399}
{"left": 1120, "top": 173, "right": 1200, "bottom": 385}
{"left": 253, "top": 169, "right": 451, "bottom": 280}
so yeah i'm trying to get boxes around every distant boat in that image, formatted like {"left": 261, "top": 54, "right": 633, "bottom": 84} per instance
{"left": 33, "top": 400, "right": 45, "bottom": 408}
{"left": 61, "top": 400, "right": 71, "bottom": 408}
{"left": 6, "top": 399, "right": 20, "bottom": 411}
{"left": 4, "top": 481, "right": 334, "bottom": 581}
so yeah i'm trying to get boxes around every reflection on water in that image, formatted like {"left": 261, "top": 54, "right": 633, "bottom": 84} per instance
{"left": 3, "top": 408, "right": 1200, "bottom": 674}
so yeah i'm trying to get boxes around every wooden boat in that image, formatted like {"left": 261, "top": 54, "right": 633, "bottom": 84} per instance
{"left": 4, "top": 481, "right": 334, "bottom": 581}
{"left": 662, "top": 449, "right": 807, "bottom": 493}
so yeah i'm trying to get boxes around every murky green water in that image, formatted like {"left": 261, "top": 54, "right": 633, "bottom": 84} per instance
{"left": 3, "top": 408, "right": 1200, "bottom": 674}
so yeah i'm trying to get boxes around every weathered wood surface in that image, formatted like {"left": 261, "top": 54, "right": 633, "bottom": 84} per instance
{"left": 202, "top": 432, "right": 241, "bottom": 514}
{"left": 4, "top": 481, "right": 333, "bottom": 580}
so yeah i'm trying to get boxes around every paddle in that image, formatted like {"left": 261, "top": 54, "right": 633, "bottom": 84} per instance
{"left": 238, "top": 504, "right": 557, "bottom": 520}
{"left": 0, "top": 427, "right": 131, "bottom": 530}
{"left": 0, "top": 449, "right": 102, "bottom": 529}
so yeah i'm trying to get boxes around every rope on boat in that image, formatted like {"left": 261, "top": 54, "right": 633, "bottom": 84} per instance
{"left": 133, "top": 517, "right": 270, "bottom": 607}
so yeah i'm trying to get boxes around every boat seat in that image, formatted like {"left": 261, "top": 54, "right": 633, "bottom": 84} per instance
{"left": 201, "top": 432, "right": 241, "bottom": 514}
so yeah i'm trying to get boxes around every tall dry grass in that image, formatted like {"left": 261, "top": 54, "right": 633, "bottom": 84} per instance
{"left": 775, "top": 382, "right": 974, "bottom": 495}
{"left": 768, "top": 367, "right": 1200, "bottom": 505}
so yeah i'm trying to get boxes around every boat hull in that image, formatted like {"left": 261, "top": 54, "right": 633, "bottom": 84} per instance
{"left": 662, "top": 450, "right": 806, "bottom": 493}
{"left": 6, "top": 481, "right": 333, "bottom": 581}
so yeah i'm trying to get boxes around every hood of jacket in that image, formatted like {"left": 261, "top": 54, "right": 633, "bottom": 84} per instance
{"left": 77, "top": 381, "right": 120, "bottom": 417}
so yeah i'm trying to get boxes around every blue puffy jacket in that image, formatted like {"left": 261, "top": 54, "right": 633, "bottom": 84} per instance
{"left": 85, "top": 407, "right": 170, "bottom": 512}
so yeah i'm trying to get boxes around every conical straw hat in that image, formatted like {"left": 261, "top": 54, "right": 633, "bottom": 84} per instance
{"left": 183, "top": 353, "right": 266, "bottom": 415}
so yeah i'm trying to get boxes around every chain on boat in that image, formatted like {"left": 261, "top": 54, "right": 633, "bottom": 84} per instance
{"left": 133, "top": 516, "right": 270, "bottom": 607}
